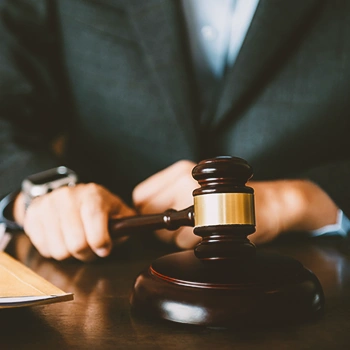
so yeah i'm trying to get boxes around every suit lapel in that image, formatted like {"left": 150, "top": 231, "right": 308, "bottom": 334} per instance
{"left": 126, "top": 0, "right": 200, "bottom": 154}
{"left": 208, "top": 0, "right": 321, "bottom": 130}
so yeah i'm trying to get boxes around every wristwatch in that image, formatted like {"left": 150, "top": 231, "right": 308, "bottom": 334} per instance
{"left": 21, "top": 166, "right": 78, "bottom": 209}
{"left": 0, "top": 166, "right": 78, "bottom": 234}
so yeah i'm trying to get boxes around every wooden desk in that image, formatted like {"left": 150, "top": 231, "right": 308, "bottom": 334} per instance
{"left": 1, "top": 234, "right": 350, "bottom": 349}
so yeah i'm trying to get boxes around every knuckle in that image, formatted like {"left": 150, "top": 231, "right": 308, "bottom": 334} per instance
{"left": 55, "top": 185, "right": 72, "bottom": 197}
{"left": 175, "top": 160, "right": 194, "bottom": 172}
{"left": 177, "top": 172, "right": 196, "bottom": 188}
{"left": 88, "top": 235, "right": 109, "bottom": 250}
{"left": 84, "top": 182, "right": 105, "bottom": 196}
{"left": 38, "top": 250, "right": 51, "bottom": 259}
{"left": 28, "top": 195, "right": 51, "bottom": 212}
{"left": 67, "top": 236, "right": 89, "bottom": 255}
{"left": 25, "top": 230, "right": 45, "bottom": 251}
{"left": 80, "top": 184, "right": 108, "bottom": 213}
{"left": 51, "top": 249, "right": 70, "bottom": 261}
{"left": 132, "top": 187, "right": 144, "bottom": 207}
{"left": 81, "top": 200, "right": 105, "bottom": 217}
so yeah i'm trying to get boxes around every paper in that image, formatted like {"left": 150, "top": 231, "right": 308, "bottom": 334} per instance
{"left": 0, "top": 251, "right": 73, "bottom": 309}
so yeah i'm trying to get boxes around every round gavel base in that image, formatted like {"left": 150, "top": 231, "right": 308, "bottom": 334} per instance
{"left": 130, "top": 250, "right": 324, "bottom": 327}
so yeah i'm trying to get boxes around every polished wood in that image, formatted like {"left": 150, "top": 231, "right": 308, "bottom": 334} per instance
{"left": 191, "top": 157, "right": 255, "bottom": 260}
{"left": 131, "top": 251, "right": 323, "bottom": 327}
{"left": 108, "top": 156, "right": 254, "bottom": 244}
{"left": 109, "top": 206, "right": 194, "bottom": 238}
{"left": 130, "top": 157, "right": 324, "bottom": 326}
{"left": 1, "top": 234, "right": 350, "bottom": 349}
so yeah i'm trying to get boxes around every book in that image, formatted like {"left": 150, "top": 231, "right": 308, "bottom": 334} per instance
{"left": 0, "top": 251, "right": 73, "bottom": 309}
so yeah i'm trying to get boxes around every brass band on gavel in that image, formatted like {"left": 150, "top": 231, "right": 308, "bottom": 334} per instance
{"left": 193, "top": 193, "right": 255, "bottom": 227}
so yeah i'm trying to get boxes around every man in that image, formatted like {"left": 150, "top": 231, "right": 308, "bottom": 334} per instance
{"left": 1, "top": 0, "right": 349, "bottom": 261}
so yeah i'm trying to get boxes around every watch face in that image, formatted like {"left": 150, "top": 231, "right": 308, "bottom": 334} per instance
{"left": 26, "top": 167, "right": 74, "bottom": 185}
{"left": 27, "top": 171, "right": 69, "bottom": 185}
{"left": 21, "top": 167, "right": 78, "bottom": 206}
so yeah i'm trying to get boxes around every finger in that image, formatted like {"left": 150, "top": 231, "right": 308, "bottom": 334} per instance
{"left": 142, "top": 186, "right": 179, "bottom": 243}
{"left": 39, "top": 199, "right": 72, "bottom": 261}
{"left": 79, "top": 184, "right": 135, "bottom": 257}
{"left": 23, "top": 198, "right": 53, "bottom": 258}
{"left": 57, "top": 188, "right": 96, "bottom": 262}
{"left": 138, "top": 187, "right": 176, "bottom": 214}
{"left": 23, "top": 214, "right": 50, "bottom": 258}
{"left": 79, "top": 187, "right": 112, "bottom": 257}
{"left": 107, "top": 192, "right": 136, "bottom": 218}
{"left": 25, "top": 195, "right": 70, "bottom": 260}
{"left": 137, "top": 174, "right": 196, "bottom": 244}
{"left": 135, "top": 185, "right": 178, "bottom": 243}
{"left": 137, "top": 170, "right": 196, "bottom": 214}
{"left": 133, "top": 160, "right": 195, "bottom": 210}
{"left": 61, "top": 214, "right": 96, "bottom": 262}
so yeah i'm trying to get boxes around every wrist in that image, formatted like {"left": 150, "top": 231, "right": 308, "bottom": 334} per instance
{"left": 278, "top": 180, "right": 338, "bottom": 233}
{"left": 21, "top": 166, "right": 77, "bottom": 209}
{"left": 13, "top": 192, "right": 26, "bottom": 226}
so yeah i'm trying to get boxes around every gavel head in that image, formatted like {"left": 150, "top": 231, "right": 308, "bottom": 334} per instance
{"left": 191, "top": 156, "right": 256, "bottom": 260}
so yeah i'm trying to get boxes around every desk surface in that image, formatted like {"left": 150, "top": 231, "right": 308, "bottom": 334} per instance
{"left": 1, "top": 233, "right": 350, "bottom": 349}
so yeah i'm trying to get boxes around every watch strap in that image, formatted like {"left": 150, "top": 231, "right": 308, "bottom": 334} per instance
{"left": 0, "top": 191, "right": 24, "bottom": 232}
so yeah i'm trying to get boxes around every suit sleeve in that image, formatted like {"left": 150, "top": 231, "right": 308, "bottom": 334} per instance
{"left": 0, "top": 0, "right": 71, "bottom": 197}
{"left": 299, "top": 160, "right": 350, "bottom": 220}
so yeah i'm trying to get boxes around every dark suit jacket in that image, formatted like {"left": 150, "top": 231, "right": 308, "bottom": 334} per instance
{"left": 1, "top": 0, "right": 350, "bottom": 214}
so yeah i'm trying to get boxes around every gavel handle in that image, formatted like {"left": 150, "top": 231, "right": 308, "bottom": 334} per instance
{"left": 108, "top": 205, "right": 195, "bottom": 237}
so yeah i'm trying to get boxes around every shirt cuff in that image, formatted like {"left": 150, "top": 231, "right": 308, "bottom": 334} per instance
{"left": 309, "top": 209, "right": 350, "bottom": 238}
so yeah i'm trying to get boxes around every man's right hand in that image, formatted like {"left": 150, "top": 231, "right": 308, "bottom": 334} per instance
{"left": 13, "top": 183, "right": 136, "bottom": 262}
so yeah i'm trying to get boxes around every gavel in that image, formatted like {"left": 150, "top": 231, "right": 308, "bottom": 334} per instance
{"left": 110, "top": 156, "right": 324, "bottom": 327}
{"left": 109, "top": 206, "right": 195, "bottom": 240}
{"left": 109, "top": 156, "right": 256, "bottom": 260}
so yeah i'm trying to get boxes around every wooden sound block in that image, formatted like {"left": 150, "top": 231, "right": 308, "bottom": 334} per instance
{"left": 130, "top": 250, "right": 324, "bottom": 327}
{"left": 110, "top": 156, "right": 325, "bottom": 327}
